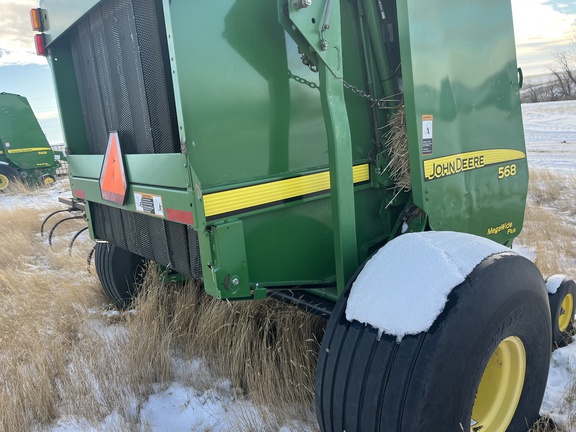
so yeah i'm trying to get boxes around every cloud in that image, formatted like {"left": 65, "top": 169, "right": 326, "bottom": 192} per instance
{"left": 1, "top": 0, "right": 575, "bottom": 76}
{"left": 35, "top": 109, "right": 59, "bottom": 120}
{"left": 511, "top": 0, "right": 576, "bottom": 74}
{"left": 0, "top": 0, "right": 48, "bottom": 66}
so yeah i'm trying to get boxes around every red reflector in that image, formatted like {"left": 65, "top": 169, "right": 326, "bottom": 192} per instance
{"left": 30, "top": 8, "right": 44, "bottom": 32}
{"left": 166, "top": 209, "right": 194, "bottom": 225}
{"left": 100, "top": 132, "right": 128, "bottom": 205}
{"left": 73, "top": 189, "right": 86, "bottom": 199}
{"left": 34, "top": 34, "right": 47, "bottom": 56}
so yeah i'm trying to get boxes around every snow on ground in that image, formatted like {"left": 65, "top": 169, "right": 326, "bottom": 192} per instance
{"left": 541, "top": 342, "right": 576, "bottom": 427}
{"left": 2, "top": 100, "right": 576, "bottom": 430}
{"left": 520, "top": 100, "right": 576, "bottom": 428}
{"left": 522, "top": 100, "right": 576, "bottom": 173}
{"left": 0, "top": 179, "right": 71, "bottom": 210}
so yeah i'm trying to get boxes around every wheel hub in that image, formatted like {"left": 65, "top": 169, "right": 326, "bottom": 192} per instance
{"left": 0, "top": 174, "right": 9, "bottom": 191}
{"left": 559, "top": 293, "right": 574, "bottom": 332}
{"left": 470, "top": 336, "right": 526, "bottom": 432}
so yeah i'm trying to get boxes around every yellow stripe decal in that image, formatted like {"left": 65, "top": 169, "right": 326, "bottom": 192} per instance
{"left": 423, "top": 149, "right": 526, "bottom": 181}
{"left": 204, "top": 164, "right": 370, "bottom": 219}
{"left": 7, "top": 147, "right": 52, "bottom": 154}
{"left": 0, "top": 150, "right": 3, "bottom": 155}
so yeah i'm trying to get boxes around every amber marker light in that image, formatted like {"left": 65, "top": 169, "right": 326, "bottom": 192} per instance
{"left": 30, "top": 8, "right": 44, "bottom": 32}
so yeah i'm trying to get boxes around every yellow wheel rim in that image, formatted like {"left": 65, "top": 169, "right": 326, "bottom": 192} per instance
{"left": 470, "top": 336, "right": 526, "bottom": 432}
{"left": 558, "top": 293, "right": 574, "bottom": 332}
{"left": 0, "top": 174, "right": 9, "bottom": 191}
{"left": 42, "top": 176, "right": 55, "bottom": 186}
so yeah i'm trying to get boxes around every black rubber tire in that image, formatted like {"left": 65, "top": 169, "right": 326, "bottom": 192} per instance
{"left": 315, "top": 253, "right": 552, "bottom": 432}
{"left": 0, "top": 165, "right": 19, "bottom": 191}
{"left": 94, "top": 242, "right": 147, "bottom": 309}
{"left": 548, "top": 277, "right": 576, "bottom": 346}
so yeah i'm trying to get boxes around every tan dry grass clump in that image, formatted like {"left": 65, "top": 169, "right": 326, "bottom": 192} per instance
{"left": 0, "top": 199, "right": 324, "bottom": 430}
{"left": 531, "top": 416, "right": 559, "bottom": 432}
{"left": 0, "top": 204, "right": 111, "bottom": 431}
{"left": 125, "top": 270, "right": 325, "bottom": 428}
{"left": 384, "top": 102, "right": 411, "bottom": 192}
{"left": 0, "top": 206, "right": 44, "bottom": 262}
{"left": 517, "top": 168, "right": 576, "bottom": 278}
{"left": 523, "top": 168, "right": 576, "bottom": 432}
{"left": 2, "top": 179, "right": 33, "bottom": 195}
{"left": 525, "top": 169, "right": 576, "bottom": 215}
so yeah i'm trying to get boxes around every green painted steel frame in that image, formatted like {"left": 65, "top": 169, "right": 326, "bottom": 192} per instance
{"left": 279, "top": 0, "right": 359, "bottom": 294}
{"left": 41, "top": 0, "right": 529, "bottom": 306}
{"left": 68, "top": 153, "right": 199, "bottom": 225}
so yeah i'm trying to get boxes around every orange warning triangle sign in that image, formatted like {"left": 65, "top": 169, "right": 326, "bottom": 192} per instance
{"left": 100, "top": 131, "right": 128, "bottom": 205}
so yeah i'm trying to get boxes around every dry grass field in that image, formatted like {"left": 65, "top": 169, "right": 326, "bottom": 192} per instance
{"left": 0, "top": 186, "right": 323, "bottom": 431}
{"left": 0, "top": 168, "right": 574, "bottom": 431}
{"left": 520, "top": 169, "right": 576, "bottom": 432}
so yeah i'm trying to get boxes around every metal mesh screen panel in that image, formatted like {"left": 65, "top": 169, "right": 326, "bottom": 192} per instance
{"left": 70, "top": 0, "right": 179, "bottom": 155}
{"left": 91, "top": 203, "right": 204, "bottom": 280}
{"left": 73, "top": 1, "right": 202, "bottom": 281}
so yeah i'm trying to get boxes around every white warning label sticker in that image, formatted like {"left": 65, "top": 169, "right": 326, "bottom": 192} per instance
{"left": 134, "top": 192, "right": 164, "bottom": 218}
{"left": 422, "top": 115, "right": 433, "bottom": 155}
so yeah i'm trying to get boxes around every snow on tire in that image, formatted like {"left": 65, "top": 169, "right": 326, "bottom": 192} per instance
{"left": 315, "top": 234, "right": 551, "bottom": 432}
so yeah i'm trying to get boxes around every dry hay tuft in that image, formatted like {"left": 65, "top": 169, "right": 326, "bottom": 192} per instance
{"left": 384, "top": 101, "right": 411, "bottom": 191}
{"left": 530, "top": 415, "right": 559, "bottom": 432}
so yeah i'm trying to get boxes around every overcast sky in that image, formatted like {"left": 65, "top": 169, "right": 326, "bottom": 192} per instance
{"left": 0, "top": 0, "right": 575, "bottom": 144}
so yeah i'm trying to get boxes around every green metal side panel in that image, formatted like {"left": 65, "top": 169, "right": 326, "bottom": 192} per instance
{"left": 167, "top": 0, "right": 329, "bottom": 189}
{"left": 164, "top": 0, "right": 384, "bottom": 292}
{"left": 0, "top": 93, "right": 55, "bottom": 170}
{"left": 0, "top": 140, "right": 8, "bottom": 164}
{"left": 40, "top": 0, "right": 400, "bottom": 299}
{"left": 397, "top": 0, "right": 528, "bottom": 244}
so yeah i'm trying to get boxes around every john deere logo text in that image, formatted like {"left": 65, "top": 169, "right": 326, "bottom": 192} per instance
{"left": 423, "top": 149, "right": 526, "bottom": 181}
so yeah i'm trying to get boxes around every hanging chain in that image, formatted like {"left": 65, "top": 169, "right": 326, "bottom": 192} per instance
{"left": 288, "top": 70, "right": 320, "bottom": 90}
{"left": 288, "top": 71, "right": 397, "bottom": 106}
{"left": 342, "top": 80, "right": 382, "bottom": 104}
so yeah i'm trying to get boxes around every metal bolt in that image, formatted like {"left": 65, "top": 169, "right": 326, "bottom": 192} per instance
{"left": 231, "top": 277, "right": 240, "bottom": 286}
{"left": 320, "top": 39, "right": 329, "bottom": 51}
{"left": 292, "top": 0, "right": 311, "bottom": 10}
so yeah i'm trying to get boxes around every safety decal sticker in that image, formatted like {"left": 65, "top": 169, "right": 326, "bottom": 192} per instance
{"left": 422, "top": 115, "right": 433, "bottom": 155}
{"left": 134, "top": 192, "right": 164, "bottom": 218}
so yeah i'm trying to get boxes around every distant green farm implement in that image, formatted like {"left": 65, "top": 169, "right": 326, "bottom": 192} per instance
{"left": 32, "top": 0, "right": 575, "bottom": 430}
{"left": 0, "top": 92, "right": 64, "bottom": 191}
